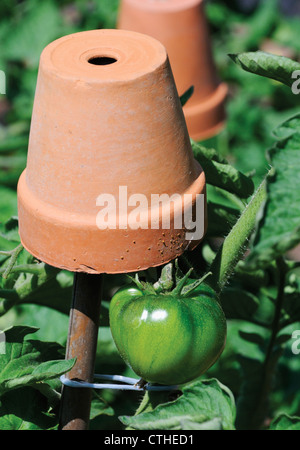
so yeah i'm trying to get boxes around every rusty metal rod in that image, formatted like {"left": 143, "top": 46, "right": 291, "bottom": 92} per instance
{"left": 59, "top": 272, "right": 103, "bottom": 430}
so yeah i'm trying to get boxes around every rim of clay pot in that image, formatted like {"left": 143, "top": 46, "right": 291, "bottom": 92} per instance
{"left": 18, "top": 166, "right": 205, "bottom": 233}
{"left": 18, "top": 168, "right": 206, "bottom": 274}
{"left": 120, "top": 0, "right": 203, "bottom": 12}
{"left": 41, "top": 29, "right": 168, "bottom": 83}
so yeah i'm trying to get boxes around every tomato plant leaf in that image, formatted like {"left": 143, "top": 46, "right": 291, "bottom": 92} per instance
{"left": 229, "top": 51, "right": 300, "bottom": 88}
{"left": 236, "top": 345, "right": 284, "bottom": 430}
{"left": 153, "top": 262, "right": 174, "bottom": 292}
{"left": 119, "top": 379, "right": 236, "bottom": 430}
{"left": 0, "top": 216, "right": 20, "bottom": 243}
{"left": 245, "top": 114, "right": 300, "bottom": 269}
{"left": 206, "top": 201, "right": 240, "bottom": 238}
{"left": 279, "top": 273, "right": 300, "bottom": 327}
{"left": 269, "top": 414, "right": 300, "bottom": 430}
{"left": 0, "top": 326, "right": 75, "bottom": 396}
{"left": 238, "top": 330, "right": 265, "bottom": 346}
{"left": 220, "top": 288, "right": 260, "bottom": 321}
{"left": 180, "top": 86, "right": 194, "bottom": 107}
{"left": 0, "top": 263, "right": 64, "bottom": 316}
{"left": 179, "top": 417, "right": 223, "bottom": 430}
{"left": 191, "top": 141, "right": 255, "bottom": 198}
{"left": 0, "top": 387, "right": 57, "bottom": 430}
{"left": 89, "top": 392, "right": 115, "bottom": 430}
{"left": 234, "top": 262, "right": 269, "bottom": 289}
{"left": 90, "top": 392, "right": 114, "bottom": 419}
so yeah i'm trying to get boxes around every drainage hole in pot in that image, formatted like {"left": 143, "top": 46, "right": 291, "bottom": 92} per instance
{"left": 88, "top": 56, "right": 117, "bottom": 66}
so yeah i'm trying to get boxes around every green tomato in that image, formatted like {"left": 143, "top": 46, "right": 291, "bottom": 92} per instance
{"left": 109, "top": 282, "right": 226, "bottom": 385}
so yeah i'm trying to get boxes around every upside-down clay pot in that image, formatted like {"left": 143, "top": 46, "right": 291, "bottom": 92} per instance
{"left": 118, "top": 0, "right": 228, "bottom": 141}
{"left": 17, "top": 29, "right": 207, "bottom": 274}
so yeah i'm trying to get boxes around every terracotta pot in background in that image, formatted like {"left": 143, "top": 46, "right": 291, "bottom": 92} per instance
{"left": 17, "top": 29, "right": 207, "bottom": 274}
{"left": 118, "top": 0, "right": 228, "bottom": 141}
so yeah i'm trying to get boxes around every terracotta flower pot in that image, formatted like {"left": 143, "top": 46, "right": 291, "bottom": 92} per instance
{"left": 117, "top": 0, "right": 228, "bottom": 141}
{"left": 17, "top": 29, "right": 206, "bottom": 274}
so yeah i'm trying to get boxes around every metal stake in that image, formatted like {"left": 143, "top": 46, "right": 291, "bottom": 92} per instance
{"left": 59, "top": 272, "right": 103, "bottom": 430}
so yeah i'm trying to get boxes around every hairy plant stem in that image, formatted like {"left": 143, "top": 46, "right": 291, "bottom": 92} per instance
{"left": 0, "top": 263, "right": 45, "bottom": 276}
{"left": 0, "top": 244, "right": 23, "bottom": 279}
{"left": 134, "top": 390, "right": 166, "bottom": 416}
{"left": 208, "top": 176, "right": 267, "bottom": 294}
{"left": 126, "top": 390, "right": 170, "bottom": 430}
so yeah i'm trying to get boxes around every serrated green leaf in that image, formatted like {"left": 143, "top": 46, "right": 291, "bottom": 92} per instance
{"left": 31, "top": 359, "right": 75, "bottom": 378}
{"left": 180, "top": 417, "right": 223, "bottom": 430}
{"left": 270, "top": 414, "right": 300, "bottom": 430}
{"left": 245, "top": 114, "right": 300, "bottom": 269}
{"left": 0, "top": 326, "right": 74, "bottom": 396}
{"left": 3, "top": 358, "right": 75, "bottom": 391}
{"left": 229, "top": 51, "right": 300, "bottom": 87}
{"left": 191, "top": 141, "right": 254, "bottom": 198}
{"left": 192, "top": 145, "right": 228, "bottom": 165}
{"left": 272, "top": 115, "right": 300, "bottom": 140}
{"left": 8, "top": 269, "right": 74, "bottom": 316}
{"left": 89, "top": 392, "right": 115, "bottom": 430}
{"left": 90, "top": 392, "right": 114, "bottom": 420}
{"left": 0, "top": 260, "right": 63, "bottom": 316}
{"left": 119, "top": 379, "right": 236, "bottom": 430}
{"left": 238, "top": 322, "right": 270, "bottom": 348}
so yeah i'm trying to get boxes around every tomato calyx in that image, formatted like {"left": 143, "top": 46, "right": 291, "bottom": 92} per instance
{"left": 128, "top": 259, "right": 213, "bottom": 299}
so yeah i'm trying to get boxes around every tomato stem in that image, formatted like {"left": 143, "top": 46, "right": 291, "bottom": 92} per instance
{"left": 171, "top": 267, "right": 193, "bottom": 296}
{"left": 133, "top": 390, "right": 171, "bottom": 416}
{"left": 208, "top": 174, "right": 268, "bottom": 294}
{"left": 0, "top": 243, "right": 23, "bottom": 279}
{"left": 180, "top": 271, "right": 212, "bottom": 297}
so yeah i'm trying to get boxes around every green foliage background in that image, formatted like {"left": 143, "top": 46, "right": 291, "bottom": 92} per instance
{"left": 0, "top": 0, "right": 300, "bottom": 430}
